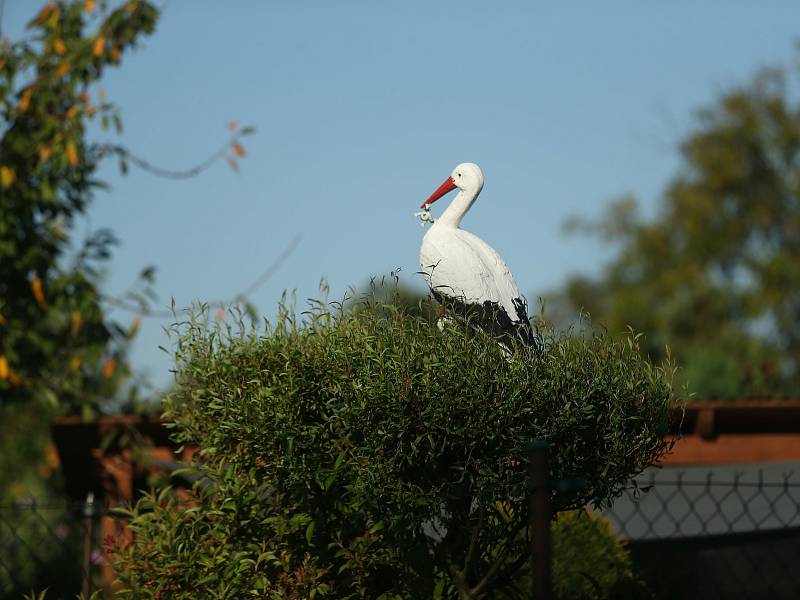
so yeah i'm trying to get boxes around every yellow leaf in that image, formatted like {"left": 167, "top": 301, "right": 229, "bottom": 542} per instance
{"left": 54, "top": 38, "right": 66, "bottom": 55}
{"left": 9, "top": 371, "right": 21, "bottom": 386}
{"left": 66, "top": 141, "right": 79, "bottom": 166}
{"left": 102, "top": 358, "right": 117, "bottom": 380}
{"left": 56, "top": 61, "right": 69, "bottom": 77}
{"left": 84, "top": 0, "right": 96, "bottom": 13}
{"left": 0, "top": 166, "right": 15, "bottom": 189}
{"left": 129, "top": 318, "right": 141, "bottom": 337}
{"left": 19, "top": 88, "right": 32, "bottom": 112}
{"left": 0, "top": 356, "right": 8, "bottom": 380}
{"left": 31, "top": 276, "right": 47, "bottom": 308}
{"left": 232, "top": 142, "right": 246, "bottom": 157}
{"left": 44, "top": 445, "right": 60, "bottom": 468}
{"left": 38, "top": 145, "right": 52, "bottom": 162}
{"left": 66, "top": 106, "right": 79, "bottom": 120}
{"left": 0, "top": 313, "right": 6, "bottom": 325}
{"left": 92, "top": 36, "right": 105, "bottom": 57}
{"left": 70, "top": 356, "right": 81, "bottom": 371}
{"left": 70, "top": 311, "right": 82, "bottom": 338}
{"left": 110, "top": 46, "right": 121, "bottom": 63}
{"left": 35, "top": 3, "right": 55, "bottom": 25}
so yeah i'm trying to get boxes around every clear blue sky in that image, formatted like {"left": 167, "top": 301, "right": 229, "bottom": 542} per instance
{"left": 5, "top": 1, "right": 800, "bottom": 390}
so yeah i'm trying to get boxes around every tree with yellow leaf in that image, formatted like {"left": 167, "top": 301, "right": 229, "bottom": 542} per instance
{"left": 0, "top": 1, "right": 159, "bottom": 415}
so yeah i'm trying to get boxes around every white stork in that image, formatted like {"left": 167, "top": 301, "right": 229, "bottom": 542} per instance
{"left": 418, "top": 162, "right": 538, "bottom": 348}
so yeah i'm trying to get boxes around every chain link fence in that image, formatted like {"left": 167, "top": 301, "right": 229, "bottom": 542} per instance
{"left": 0, "top": 495, "right": 107, "bottom": 600}
{"left": 606, "top": 465, "right": 800, "bottom": 600}
{"left": 3, "top": 466, "right": 800, "bottom": 599}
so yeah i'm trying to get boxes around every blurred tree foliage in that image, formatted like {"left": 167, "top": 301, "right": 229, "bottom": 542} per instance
{"left": 551, "top": 63, "right": 800, "bottom": 400}
{"left": 0, "top": 0, "right": 159, "bottom": 418}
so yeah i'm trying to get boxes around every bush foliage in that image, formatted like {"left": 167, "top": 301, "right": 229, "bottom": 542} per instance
{"left": 114, "top": 289, "right": 675, "bottom": 598}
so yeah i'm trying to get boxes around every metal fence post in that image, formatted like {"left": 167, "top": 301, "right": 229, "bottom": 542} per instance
{"left": 82, "top": 491, "right": 95, "bottom": 598}
{"left": 527, "top": 440, "right": 552, "bottom": 600}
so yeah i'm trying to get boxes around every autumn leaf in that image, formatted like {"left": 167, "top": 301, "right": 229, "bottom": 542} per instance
{"left": 19, "top": 88, "right": 32, "bottom": 112}
{"left": 0, "top": 166, "right": 15, "bottom": 189}
{"left": 227, "top": 121, "right": 239, "bottom": 131}
{"left": 84, "top": 0, "right": 96, "bottom": 13}
{"left": 232, "top": 142, "right": 246, "bottom": 157}
{"left": 70, "top": 356, "right": 81, "bottom": 371}
{"left": 0, "top": 356, "right": 8, "bottom": 380}
{"left": 110, "top": 46, "right": 121, "bottom": 63}
{"left": 0, "top": 313, "right": 6, "bottom": 325}
{"left": 35, "top": 3, "right": 56, "bottom": 25}
{"left": 225, "top": 156, "right": 239, "bottom": 172}
{"left": 9, "top": 371, "right": 21, "bottom": 386}
{"left": 129, "top": 318, "right": 141, "bottom": 337}
{"left": 56, "top": 61, "right": 70, "bottom": 77}
{"left": 54, "top": 38, "right": 66, "bottom": 55}
{"left": 70, "top": 311, "right": 82, "bottom": 338}
{"left": 66, "top": 141, "right": 79, "bottom": 166}
{"left": 38, "top": 145, "right": 52, "bottom": 162}
{"left": 92, "top": 36, "right": 105, "bottom": 57}
{"left": 102, "top": 358, "right": 117, "bottom": 380}
{"left": 31, "top": 276, "right": 47, "bottom": 308}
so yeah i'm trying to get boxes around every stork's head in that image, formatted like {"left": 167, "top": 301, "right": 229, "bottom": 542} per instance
{"left": 420, "top": 162, "right": 484, "bottom": 209}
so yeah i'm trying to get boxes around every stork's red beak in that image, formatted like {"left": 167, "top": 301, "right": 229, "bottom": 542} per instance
{"left": 421, "top": 176, "right": 457, "bottom": 209}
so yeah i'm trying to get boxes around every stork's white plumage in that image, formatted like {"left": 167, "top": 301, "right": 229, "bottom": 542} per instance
{"left": 418, "top": 162, "right": 536, "bottom": 347}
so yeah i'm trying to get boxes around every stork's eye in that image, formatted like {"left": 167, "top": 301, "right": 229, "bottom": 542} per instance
{"left": 457, "top": 173, "right": 462, "bottom": 178}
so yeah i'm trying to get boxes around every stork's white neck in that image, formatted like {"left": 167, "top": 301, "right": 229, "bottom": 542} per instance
{"left": 435, "top": 185, "right": 482, "bottom": 228}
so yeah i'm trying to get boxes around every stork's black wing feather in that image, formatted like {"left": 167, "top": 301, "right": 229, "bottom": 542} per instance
{"left": 433, "top": 291, "right": 542, "bottom": 352}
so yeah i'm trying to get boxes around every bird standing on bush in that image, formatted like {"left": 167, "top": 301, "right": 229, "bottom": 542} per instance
{"left": 417, "top": 162, "right": 538, "bottom": 349}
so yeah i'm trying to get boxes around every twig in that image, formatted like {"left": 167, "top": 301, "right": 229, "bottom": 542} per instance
{"left": 101, "top": 234, "right": 301, "bottom": 318}
{"left": 96, "top": 127, "right": 254, "bottom": 180}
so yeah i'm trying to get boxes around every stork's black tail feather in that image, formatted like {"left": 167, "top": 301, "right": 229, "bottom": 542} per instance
{"left": 433, "top": 292, "right": 543, "bottom": 352}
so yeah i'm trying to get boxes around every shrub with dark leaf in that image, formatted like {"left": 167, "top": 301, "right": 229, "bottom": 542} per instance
{"left": 113, "top": 287, "right": 676, "bottom": 599}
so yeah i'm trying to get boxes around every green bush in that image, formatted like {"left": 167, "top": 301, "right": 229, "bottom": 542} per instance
{"left": 552, "top": 510, "right": 650, "bottom": 600}
{"left": 113, "top": 289, "right": 675, "bottom": 598}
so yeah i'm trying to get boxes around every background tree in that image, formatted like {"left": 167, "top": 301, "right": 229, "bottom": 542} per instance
{"left": 0, "top": 2, "right": 256, "bottom": 594}
{"left": 549, "top": 61, "right": 800, "bottom": 400}
{"left": 0, "top": 0, "right": 160, "bottom": 417}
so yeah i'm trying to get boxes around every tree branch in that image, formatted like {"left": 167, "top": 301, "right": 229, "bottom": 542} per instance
{"left": 101, "top": 234, "right": 301, "bottom": 318}
{"left": 96, "top": 126, "right": 255, "bottom": 180}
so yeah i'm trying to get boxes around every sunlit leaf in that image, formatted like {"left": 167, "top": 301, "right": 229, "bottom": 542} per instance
{"left": 54, "top": 38, "right": 66, "bottom": 55}
{"left": 232, "top": 142, "right": 246, "bottom": 157}
{"left": 0, "top": 166, "right": 15, "bottom": 189}
{"left": 0, "top": 356, "right": 9, "bottom": 380}
{"left": 19, "top": 88, "right": 32, "bottom": 112}
{"left": 130, "top": 318, "right": 141, "bottom": 337}
{"left": 85, "top": 0, "right": 96, "bottom": 13}
{"left": 31, "top": 276, "right": 47, "bottom": 308}
{"left": 93, "top": 36, "right": 105, "bottom": 57}
{"left": 71, "top": 310, "right": 82, "bottom": 337}
{"left": 103, "top": 358, "right": 117, "bottom": 380}
{"left": 66, "top": 141, "right": 79, "bottom": 166}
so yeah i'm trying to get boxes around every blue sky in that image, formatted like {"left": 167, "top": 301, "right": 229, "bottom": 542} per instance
{"left": 5, "top": 1, "right": 800, "bottom": 390}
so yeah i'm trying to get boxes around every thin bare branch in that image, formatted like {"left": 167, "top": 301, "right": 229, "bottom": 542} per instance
{"left": 96, "top": 127, "right": 254, "bottom": 180}
{"left": 102, "top": 234, "right": 301, "bottom": 318}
